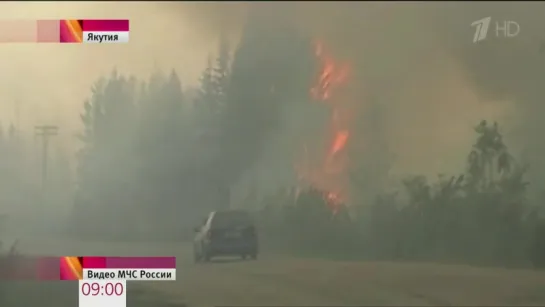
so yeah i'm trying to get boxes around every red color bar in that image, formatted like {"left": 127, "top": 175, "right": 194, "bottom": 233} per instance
{"left": 106, "top": 257, "right": 176, "bottom": 269}
{"left": 82, "top": 256, "right": 107, "bottom": 269}
{"left": 82, "top": 19, "right": 129, "bottom": 32}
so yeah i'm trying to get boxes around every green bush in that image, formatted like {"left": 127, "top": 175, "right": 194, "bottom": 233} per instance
{"left": 257, "top": 187, "right": 358, "bottom": 256}
{"left": 257, "top": 121, "right": 545, "bottom": 267}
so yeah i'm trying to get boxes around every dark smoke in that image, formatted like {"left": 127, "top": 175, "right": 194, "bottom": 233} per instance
{"left": 219, "top": 4, "right": 315, "bottom": 186}
{"left": 190, "top": 3, "right": 545, "bottom": 195}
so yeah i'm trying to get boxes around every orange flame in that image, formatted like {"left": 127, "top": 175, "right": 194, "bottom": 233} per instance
{"left": 298, "top": 40, "right": 353, "bottom": 213}
{"left": 310, "top": 42, "right": 350, "bottom": 102}
{"left": 330, "top": 130, "right": 349, "bottom": 157}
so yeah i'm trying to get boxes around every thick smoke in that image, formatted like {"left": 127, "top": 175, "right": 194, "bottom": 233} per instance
{"left": 3, "top": 2, "right": 541, "bottom": 179}
{"left": 261, "top": 3, "right": 545, "bottom": 173}
{"left": 429, "top": 3, "right": 545, "bottom": 180}
{"left": 3, "top": 3, "right": 545, "bottom": 227}
{"left": 212, "top": 3, "right": 545, "bottom": 201}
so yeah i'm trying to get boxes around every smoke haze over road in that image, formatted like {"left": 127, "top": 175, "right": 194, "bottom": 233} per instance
{"left": 1, "top": 2, "right": 542, "bottom": 177}
{"left": 2, "top": 3, "right": 545, "bottom": 306}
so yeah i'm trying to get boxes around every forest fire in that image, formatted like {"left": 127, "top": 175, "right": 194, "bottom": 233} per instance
{"left": 298, "top": 40, "right": 353, "bottom": 213}
{"left": 310, "top": 42, "right": 350, "bottom": 102}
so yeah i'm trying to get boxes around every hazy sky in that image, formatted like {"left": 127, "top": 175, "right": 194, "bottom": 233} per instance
{"left": 0, "top": 2, "right": 539, "bottom": 179}
{"left": 0, "top": 2, "right": 246, "bottom": 139}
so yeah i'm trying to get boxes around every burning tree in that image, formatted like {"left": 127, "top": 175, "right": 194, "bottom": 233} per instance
{"left": 196, "top": 9, "right": 377, "bottom": 216}
{"left": 199, "top": 7, "right": 363, "bottom": 215}
{"left": 296, "top": 40, "right": 355, "bottom": 213}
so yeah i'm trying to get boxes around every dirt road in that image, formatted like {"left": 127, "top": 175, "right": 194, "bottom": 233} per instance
{"left": 155, "top": 253, "right": 545, "bottom": 307}
{"left": 8, "top": 236, "right": 545, "bottom": 306}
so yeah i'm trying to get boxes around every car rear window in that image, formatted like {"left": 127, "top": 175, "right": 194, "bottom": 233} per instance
{"left": 212, "top": 211, "right": 252, "bottom": 228}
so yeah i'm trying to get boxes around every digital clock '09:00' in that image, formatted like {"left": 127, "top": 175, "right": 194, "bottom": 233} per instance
{"left": 79, "top": 280, "right": 127, "bottom": 307}
{"left": 80, "top": 281, "right": 124, "bottom": 296}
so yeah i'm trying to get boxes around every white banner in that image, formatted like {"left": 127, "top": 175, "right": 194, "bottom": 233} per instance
{"left": 83, "top": 268, "right": 176, "bottom": 281}
{"left": 82, "top": 31, "right": 129, "bottom": 43}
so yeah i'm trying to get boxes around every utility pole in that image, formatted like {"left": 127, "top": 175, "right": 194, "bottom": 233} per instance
{"left": 35, "top": 125, "right": 58, "bottom": 193}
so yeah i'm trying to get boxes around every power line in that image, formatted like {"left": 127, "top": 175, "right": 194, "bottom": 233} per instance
{"left": 35, "top": 125, "right": 59, "bottom": 193}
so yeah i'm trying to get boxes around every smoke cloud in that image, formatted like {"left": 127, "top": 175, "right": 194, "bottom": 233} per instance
{"left": 261, "top": 3, "right": 545, "bottom": 178}
{"left": 1, "top": 2, "right": 544, "bottom": 187}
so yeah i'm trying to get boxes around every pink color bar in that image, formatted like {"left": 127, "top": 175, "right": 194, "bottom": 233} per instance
{"left": 0, "top": 20, "right": 37, "bottom": 43}
{"left": 106, "top": 257, "right": 176, "bottom": 269}
{"left": 36, "top": 20, "right": 60, "bottom": 43}
{"left": 82, "top": 256, "right": 107, "bottom": 269}
{"left": 82, "top": 19, "right": 129, "bottom": 32}
{"left": 37, "top": 257, "right": 61, "bottom": 280}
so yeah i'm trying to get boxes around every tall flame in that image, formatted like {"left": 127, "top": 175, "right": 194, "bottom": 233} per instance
{"left": 298, "top": 40, "right": 353, "bottom": 213}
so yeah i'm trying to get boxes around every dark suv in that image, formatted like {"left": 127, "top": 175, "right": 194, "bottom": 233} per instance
{"left": 193, "top": 210, "right": 258, "bottom": 262}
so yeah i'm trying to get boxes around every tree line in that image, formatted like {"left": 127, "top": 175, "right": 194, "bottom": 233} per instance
{"left": 258, "top": 121, "right": 545, "bottom": 267}
{"left": 69, "top": 15, "right": 545, "bottom": 268}
{"left": 73, "top": 17, "right": 316, "bottom": 239}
